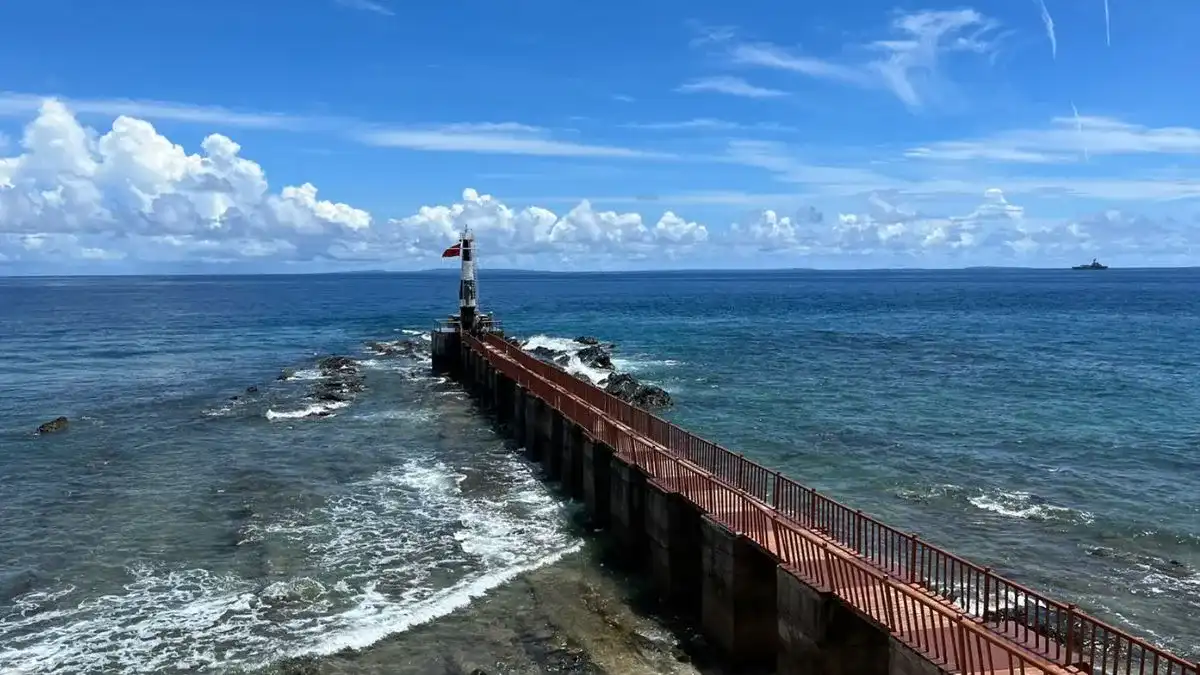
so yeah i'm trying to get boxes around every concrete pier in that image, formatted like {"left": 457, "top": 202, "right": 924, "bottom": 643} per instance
{"left": 436, "top": 332, "right": 1128, "bottom": 675}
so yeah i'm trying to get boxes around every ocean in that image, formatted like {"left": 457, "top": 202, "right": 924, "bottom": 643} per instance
{"left": 1, "top": 269, "right": 1197, "bottom": 673}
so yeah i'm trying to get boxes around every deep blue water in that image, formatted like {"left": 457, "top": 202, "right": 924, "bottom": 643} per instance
{"left": 2, "top": 269, "right": 1198, "bottom": 673}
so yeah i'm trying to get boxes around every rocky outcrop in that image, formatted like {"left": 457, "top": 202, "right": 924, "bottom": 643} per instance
{"left": 36, "top": 416, "right": 69, "bottom": 435}
{"left": 529, "top": 346, "right": 559, "bottom": 362}
{"left": 603, "top": 373, "right": 672, "bottom": 409}
{"left": 511, "top": 335, "right": 673, "bottom": 410}
{"left": 576, "top": 345, "right": 612, "bottom": 370}
{"left": 312, "top": 355, "right": 365, "bottom": 403}
{"left": 365, "top": 339, "right": 421, "bottom": 357}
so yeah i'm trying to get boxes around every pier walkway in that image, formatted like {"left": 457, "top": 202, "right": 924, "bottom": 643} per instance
{"left": 451, "top": 329, "right": 1195, "bottom": 675}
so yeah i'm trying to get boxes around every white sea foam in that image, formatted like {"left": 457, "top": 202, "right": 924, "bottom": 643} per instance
{"left": 562, "top": 354, "right": 612, "bottom": 385}
{"left": 967, "top": 490, "right": 1094, "bottom": 524}
{"left": 611, "top": 357, "right": 682, "bottom": 372}
{"left": 521, "top": 335, "right": 583, "bottom": 353}
{"left": 351, "top": 408, "right": 436, "bottom": 424}
{"left": 519, "top": 335, "right": 614, "bottom": 385}
{"left": 288, "top": 368, "right": 323, "bottom": 382}
{"left": 264, "top": 401, "right": 349, "bottom": 420}
{"left": 0, "top": 455, "right": 577, "bottom": 674}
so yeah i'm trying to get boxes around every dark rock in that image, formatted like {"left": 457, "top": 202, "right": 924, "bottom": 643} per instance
{"left": 604, "top": 374, "right": 672, "bottom": 409}
{"left": 574, "top": 336, "right": 600, "bottom": 345}
{"left": 553, "top": 353, "right": 571, "bottom": 367}
{"left": 529, "top": 346, "right": 558, "bottom": 362}
{"left": 604, "top": 373, "right": 639, "bottom": 400}
{"left": 36, "top": 416, "right": 69, "bottom": 435}
{"left": 365, "top": 339, "right": 419, "bottom": 357}
{"left": 631, "top": 384, "right": 672, "bottom": 409}
{"left": 576, "top": 345, "right": 613, "bottom": 370}
{"left": 318, "top": 356, "right": 357, "bottom": 373}
{"left": 274, "top": 655, "right": 321, "bottom": 675}
{"left": 229, "top": 395, "right": 240, "bottom": 401}
{"left": 277, "top": 368, "right": 295, "bottom": 381}
{"left": 245, "top": 385, "right": 258, "bottom": 394}
{"left": 313, "top": 388, "right": 352, "bottom": 402}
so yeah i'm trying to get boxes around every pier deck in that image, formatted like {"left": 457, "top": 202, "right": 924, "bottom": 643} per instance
{"left": 448, "top": 329, "right": 1195, "bottom": 675}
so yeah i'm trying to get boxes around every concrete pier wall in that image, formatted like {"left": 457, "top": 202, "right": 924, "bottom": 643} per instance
{"left": 444, "top": 337, "right": 951, "bottom": 675}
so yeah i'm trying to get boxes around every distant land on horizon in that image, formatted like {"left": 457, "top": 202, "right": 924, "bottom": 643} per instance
{"left": 4, "top": 264, "right": 1200, "bottom": 279}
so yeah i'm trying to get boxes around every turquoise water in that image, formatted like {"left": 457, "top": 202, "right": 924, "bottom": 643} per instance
{"left": 1, "top": 269, "right": 1197, "bottom": 673}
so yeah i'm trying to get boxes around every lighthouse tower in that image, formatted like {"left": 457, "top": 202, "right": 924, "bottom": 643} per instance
{"left": 458, "top": 229, "right": 477, "bottom": 331}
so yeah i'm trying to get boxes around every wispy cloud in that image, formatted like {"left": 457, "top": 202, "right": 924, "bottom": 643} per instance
{"left": 0, "top": 93, "right": 667, "bottom": 160}
{"left": 0, "top": 92, "right": 316, "bottom": 130}
{"left": 906, "top": 115, "right": 1200, "bottom": 163}
{"left": 356, "top": 123, "right": 672, "bottom": 159}
{"left": 1103, "top": 0, "right": 1111, "bottom": 46}
{"left": 1037, "top": 0, "right": 1058, "bottom": 59}
{"left": 723, "top": 140, "right": 898, "bottom": 195}
{"left": 1071, "top": 102, "right": 1089, "bottom": 160}
{"left": 612, "top": 94, "right": 636, "bottom": 103}
{"left": 730, "top": 44, "right": 872, "bottom": 86}
{"left": 675, "top": 76, "right": 786, "bottom": 99}
{"left": 622, "top": 118, "right": 796, "bottom": 132}
{"left": 685, "top": 20, "right": 737, "bottom": 47}
{"left": 334, "top": 0, "right": 394, "bottom": 16}
{"left": 723, "top": 139, "right": 1200, "bottom": 203}
{"left": 721, "top": 9, "right": 1001, "bottom": 109}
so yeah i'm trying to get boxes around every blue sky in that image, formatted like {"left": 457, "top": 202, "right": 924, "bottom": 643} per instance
{"left": 1, "top": 0, "right": 1199, "bottom": 272}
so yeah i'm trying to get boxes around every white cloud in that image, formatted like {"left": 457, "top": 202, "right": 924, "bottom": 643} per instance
{"left": 730, "top": 44, "right": 873, "bottom": 86}
{"left": 727, "top": 9, "right": 1000, "bottom": 108}
{"left": 369, "top": 188, "right": 708, "bottom": 262}
{"left": 0, "top": 100, "right": 368, "bottom": 249}
{"left": 0, "top": 92, "right": 315, "bottom": 131}
{"left": 1037, "top": 0, "right": 1058, "bottom": 59}
{"left": 622, "top": 118, "right": 796, "bottom": 133}
{"left": 724, "top": 140, "right": 898, "bottom": 194}
{"left": 674, "top": 76, "right": 787, "bottom": 99}
{"left": 722, "top": 136, "right": 1200, "bottom": 203}
{"left": 1, "top": 100, "right": 1196, "bottom": 269}
{"left": 356, "top": 123, "right": 669, "bottom": 159}
{"left": 0, "top": 93, "right": 662, "bottom": 160}
{"left": 334, "top": 0, "right": 393, "bottom": 16}
{"left": 906, "top": 115, "right": 1200, "bottom": 163}
{"left": 0, "top": 101, "right": 706, "bottom": 267}
{"left": 721, "top": 189, "right": 1177, "bottom": 260}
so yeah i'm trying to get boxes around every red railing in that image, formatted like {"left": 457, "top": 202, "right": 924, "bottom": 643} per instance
{"left": 467, "top": 332, "right": 1198, "bottom": 675}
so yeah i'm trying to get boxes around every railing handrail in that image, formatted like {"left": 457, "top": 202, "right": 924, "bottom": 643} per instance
{"left": 470, "top": 331, "right": 1196, "bottom": 675}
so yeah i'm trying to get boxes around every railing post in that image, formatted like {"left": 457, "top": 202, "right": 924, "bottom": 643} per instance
{"left": 954, "top": 614, "right": 969, "bottom": 674}
{"left": 982, "top": 567, "right": 993, "bottom": 621}
{"left": 855, "top": 509, "right": 864, "bottom": 554}
{"left": 882, "top": 575, "right": 897, "bottom": 628}
{"left": 808, "top": 490, "right": 818, "bottom": 529}
{"left": 908, "top": 534, "right": 919, "bottom": 584}
{"left": 771, "top": 471, "right": 781, "bottom": 509}
{"left": 822, "top": 543, "right": 836, "bottom": 593}
{"left": 736, "top": 452, "right": 745, "bottom": 490}
{"left": 1064, "top": 603, "right": 1076, "bottom": 666}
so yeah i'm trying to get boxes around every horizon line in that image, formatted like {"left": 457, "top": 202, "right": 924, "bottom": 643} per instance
{"left": 3, "top": 264, "right": 1200, "bottom": 279}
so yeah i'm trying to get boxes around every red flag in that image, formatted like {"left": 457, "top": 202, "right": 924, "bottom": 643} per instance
{"left": 441, "top": 243, "right": 462, "bottom": 258}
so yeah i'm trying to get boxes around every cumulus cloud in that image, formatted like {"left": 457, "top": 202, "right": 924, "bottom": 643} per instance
{"left": 365, "top": 188, "right": 708, "bottom": 262}
{"left": 0, "top": 100, "right": 370, "bottom": 247}
{"left": 0, "top": 100, "right": 708, "bottom": 268}
{"left": 727, "top": 189, "right": 1101, "bottom": 259}
{"left": 0, "top": 100, "right": 1194, "bottom": 270}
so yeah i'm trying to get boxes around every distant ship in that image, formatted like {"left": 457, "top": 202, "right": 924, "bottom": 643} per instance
{"left": 1072, "top": 258, "right": 1108, "bottom": 270}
